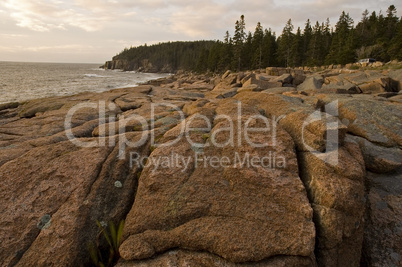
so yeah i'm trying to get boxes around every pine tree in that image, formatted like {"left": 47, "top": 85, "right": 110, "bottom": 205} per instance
{"left": 375, "top": 11, "right": 391, "bottom": 61}
{"left": 377, "top": 11, "right": 387, "bottom": 41}
{"left": 207, "top": 41, "right": 222, "bottom": 72}
{"left": 344, "top": 27, "right": 358, "bottom": 63}
{"left": 252, "top": 22, "right": 264, "bottom": 69}
{"left": 358, "top": 9, "right": 370, "bottom": 46}
{"left": 243, "top": 32, "right": 253, "bottom": 69}
{"left": 385, "top": 5, "right": 398, "bottom": 40}
{"left": 219, "top": 31, "right": 233, "bottom": 71}
{"left": 262, "top": 28, "right": 277, "bottom": 67}
{"left": 388, "top": 15, "right": 402, "bottom": 60}
{"left": 368, "top": 11, "right": 378, "bottom": 42}
{"left": 322, "top": 18, "right": 332, "bottom": 64}
{"left": 196, "top": 47, "right": 209, "bottom": 72}
{"left": 307, "top": 21, "right": 323, "bottom": 66}
{"left": 233, "top": 15, "right": 246, "bottom": 70}
{"left": 325, "top": 11, "right": 354, "bottom": 64}
{"left": 289, "top": 27, "right": 303, "bottom": 67}
{"left": 278, "top": 19, "right": 294, "bottom": 67}
{"left": 302, "top": 19, "right": 313, "bottom": 65}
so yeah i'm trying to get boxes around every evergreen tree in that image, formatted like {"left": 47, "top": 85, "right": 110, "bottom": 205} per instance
{"left": 307, "top": 21, "right": 323, "bottom": 66}
{"left": 375, "top": 11, "right": 391, "bottom": 61}
{"left": 388, "top": 17, "right": 402, "bottom": 60}
{"left": 358, "top": 9, "right": 370, "bottom": 46}
{"left": 302, "top": 19, "right": 313, "bottom": 65}
{"left": 252, "top": 22, "right": 264, "bottom": 69}
{"left": 289, "top": 27, "right": 303, "bottom": 67}
{"left": 262, "top": 28, "right": 277, "bottom": 67}
{"left": 344, "top": 27, "right": 358, "bottom": 63}
{"left": 112, "top": 6, "right": 401, "bottom": 73}
{"left": 385, "top": 5, "right": 398, "bottom": 40}
{"left": 224, "top": 30, "right": 231, "bottom": 44}
{"left": 243, "top": 32, "right": 253, "bottom": 69}
{"left": 368, "top": 11, "right": 379, "bottom": 42}
{"left": 207, "top": 41, "right": 222, "bottom": 72}
{"left": 233, "top": 15, "right": 246, "bottom": 70}
{"left": 322, "top": 18, "right": 332, "bottom": 63}
{"left": 325, "top": 11, "right": 354, "bottom": 64}
{"left": 278, "top": 19, "right": 294, "bottom": 67}
{"left": 219, "top": 31, "right": 233, "bottom": 71}
{"left": 377, "top": 11, "right": 387, "bottom": 41}
{"left": 196, "top": 47, "right": 209, "bottom": 72}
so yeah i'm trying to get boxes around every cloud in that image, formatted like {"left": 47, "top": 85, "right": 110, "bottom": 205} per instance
{"left": 0, "top": 44, "right": 96, "bottom": 53}
{"left": 169, "top": 1, "right": 232, "bottom": 38}
{"left": 1, "top": 0, "right": 203, "bottom": 33}
{"left": 0, "top": 0, "right": 401, "bottom": 63}
{"left": 0, "top": 33, "right": 27, "bottom": 38}
{"left": 3, "top": 0, "right": 131, "bottom": 32}
{"left": 3, "top": 0, "right": 400, "bottom": 35}
{"left": 4, "top": 0, "right": 64, "bottom": 31}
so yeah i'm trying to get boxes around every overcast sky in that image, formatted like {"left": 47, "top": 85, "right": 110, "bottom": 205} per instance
{"left": 0, "top": 0, "right": 400, "bottom": 64}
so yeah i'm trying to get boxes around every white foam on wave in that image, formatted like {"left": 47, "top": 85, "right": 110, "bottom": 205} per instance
{"left": 84, "top": 74, "right": 108, "bottom": 78}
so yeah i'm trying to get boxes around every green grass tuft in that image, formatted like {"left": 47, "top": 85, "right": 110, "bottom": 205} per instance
{"left": 89, "top": 220, "right": 125, "bottom": 267}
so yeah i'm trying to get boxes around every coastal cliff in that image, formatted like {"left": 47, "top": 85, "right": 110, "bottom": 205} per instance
{"left": 104, "top": 59, "right": 171, "bottom": 73}
{"left": 0, "top": 65, "right": 401, "bottom": 266}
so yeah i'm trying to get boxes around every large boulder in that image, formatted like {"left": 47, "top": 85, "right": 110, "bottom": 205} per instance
{"left": 0, "top": 85, "right": 203, "bottom": 266}
{"left": 389, "top": 69, "right": 402, "bottom": 92}
{"left": 235, "top": 91, "right": 365, "bottom": 266}
{"left": 209, "top": 73, "right": 242, "bottom": 98}
{"left": 235, "top": 92, "right": 347, "bottom": 153}
{"left": 271, "top": 73, "right": 293, "bottom": 85}
{"left": 119, "top": 99, "right": 316, "bottom": 264}
{"left": 297, "top": 75, "right": 324, "bottom": 91}
{"left": 321, "top": 75, "right": 360, "bottom": 93}
{"left": 308, "top": 93, "right": 402, "bottom": 266}
{"left": 242, "top": 76, "right": 282, "bottom": 91}
{"left": 290, "top": 69, "right": 307, "bottom": 86}
{"left": 298, "top": 140, "right": 366, "bottom": 267}
{"left": 321, "top": 71, "right": 398, "bottom": 94}
{"left": 349, "top": 135, "right": 402, "bottom": 173}
{"left": 362, "top": 169, "right": 402, "bottom": 267}
{"left": 0, "top": 131, "right": 150, "bottom": 266}
{"left": 337, "top": 97, "right": 402, "bottom": 147}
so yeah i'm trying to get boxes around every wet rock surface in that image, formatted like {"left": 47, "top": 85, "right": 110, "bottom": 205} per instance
{"left": 0, "top": 68, "right": 401, "bottom": 266}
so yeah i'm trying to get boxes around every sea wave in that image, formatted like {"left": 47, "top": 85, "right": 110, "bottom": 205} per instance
{"left": 0, "top": 61, "right": 170, "bottom": 105}
{"left": 84, "top": 74, "right": 108, "bottom": 78}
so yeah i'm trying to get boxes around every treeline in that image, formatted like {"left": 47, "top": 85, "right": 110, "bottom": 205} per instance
{"left": 113, "top": 41, "right": 216, "bottom": 72}
{"left": 113, "top": 5, "right": 402, "bottom": 72}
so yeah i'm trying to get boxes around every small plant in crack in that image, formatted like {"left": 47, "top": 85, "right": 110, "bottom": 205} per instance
{"left": 89, "top": 220, "right": 125, "bottom": 267}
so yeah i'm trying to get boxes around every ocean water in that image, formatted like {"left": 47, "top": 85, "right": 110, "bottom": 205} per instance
{"left": 0, "top": 61, "right": 170, "bottom": 104}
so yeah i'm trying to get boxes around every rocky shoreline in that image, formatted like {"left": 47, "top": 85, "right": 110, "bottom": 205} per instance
{"left": 0, "top": 66, "right": 401, "bottom": 266}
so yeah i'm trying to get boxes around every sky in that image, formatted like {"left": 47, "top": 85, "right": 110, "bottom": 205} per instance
{"left": 0, "top": 0, "right": 401, "bottom": 64}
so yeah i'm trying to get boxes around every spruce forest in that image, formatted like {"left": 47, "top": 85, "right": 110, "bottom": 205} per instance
{"left": 113, "top": 5, "right": 402, "bottom": 73}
